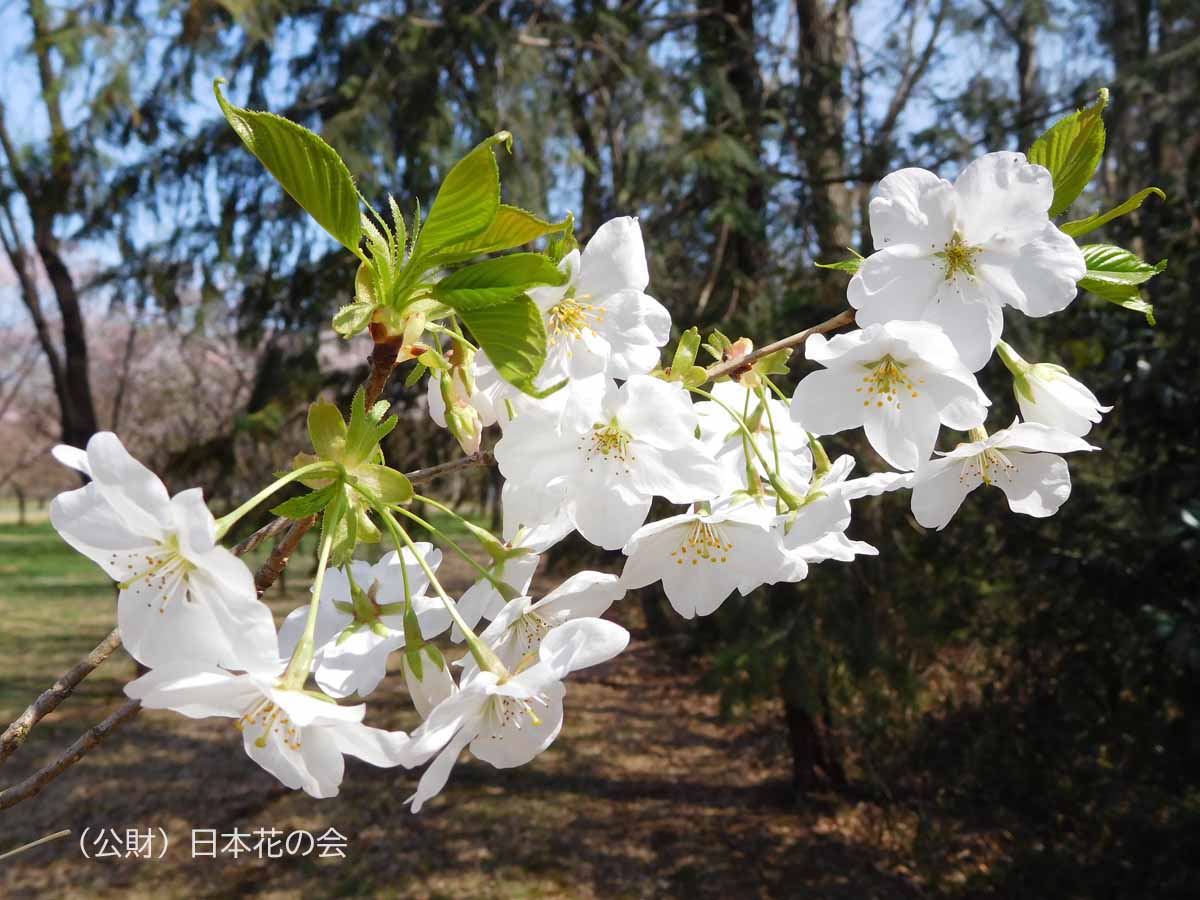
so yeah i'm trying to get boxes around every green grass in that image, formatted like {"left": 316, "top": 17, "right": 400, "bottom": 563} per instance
{"left": 0, "top": 521, "right": 120, "bottom": 719}
{"left": 0, "top": 505, "right": 493, "bottom": 721}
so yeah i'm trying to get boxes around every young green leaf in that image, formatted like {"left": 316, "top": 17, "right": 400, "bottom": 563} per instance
{"left": 412, "top": 132, "right": 512, "bottom": 259}
{"left": 1079, "top": 279, "right": 1157, "bottom": 325}
{"left": 355, "top": 464, "right": 414, "bottom": 505}
{"left": 344, "top": 387, "right": 398, "bottom": 465}
{"left": 271, "top": 483, "right": 340, "bottom": 520}
{"left": 815, "top": 248, "right": 864, "bottom": 273}
{"left": 1027, "top": 88, "right": 1108, "bottom": 218}
{"left": 429, "top": 206, "right": 572, "bottom": 266}
{"left": 214, "top": 79, "right": 362, "bottom": 254}
{"left": 432, "top": 253, "right": 567, "bottom": 310}
{"left": 1061, "top": 186, "right": 1166, "bottom": 237}
{"left": 332, "top": 302, "right": 376, "bottom": 337}
{"left": 1080, "top": 244, "right": 1168, "bottom": 287}
{"left": 307, "top": 401, "right": 347, "bottom": 460}
{"left": 456, "top": 296, "right": 548, "bottom": 396}
{"left": 1078, "top": 244, "right": 1165, "bottom": 326}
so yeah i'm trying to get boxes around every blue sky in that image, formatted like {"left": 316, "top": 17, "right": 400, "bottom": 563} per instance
{"left": 0, "top": 0, "right": 1107, "bottom": 330}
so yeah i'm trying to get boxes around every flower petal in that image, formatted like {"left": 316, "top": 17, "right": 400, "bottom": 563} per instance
{"left": 910, "top": 456, "right": 979, "bottom": 530}
{"left": 868, "top": 167, "right": 956, "bottom": 249}
{"left": 577, "top": 216, "right": 650, "bottom": 295}
{"left": 993, "top": 450, "right": 1072, "bottom": 517}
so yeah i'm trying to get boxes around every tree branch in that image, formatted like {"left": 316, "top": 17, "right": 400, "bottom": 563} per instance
{"left": 704, "top": 309, "right": 856, "bottom": 381}
{"left": 0, "top": 700, "right": 141, "bottom": 811}
{"left": 0, "top": 627, "right": 123, "bottom": 766}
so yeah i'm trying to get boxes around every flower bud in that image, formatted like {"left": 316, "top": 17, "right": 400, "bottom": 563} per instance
{"left": 441, "top": 371, "right": 484, "bottom": 455}
{"left": 997, "top": 341, "right": 1109, "bottom": 437}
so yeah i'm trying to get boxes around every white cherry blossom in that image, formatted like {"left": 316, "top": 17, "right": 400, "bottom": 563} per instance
{"left": 401, "top": 618, "right": 629, "bottom": 812}
{"left": 848, "top": 152, "right": 1087, "bottom": 370}
{"left": 782, "top": 456, "right": 913, "bottom": 565}
{"left": 277, "top": 547, "right": 450, "bottom": 699}
{"left": 467, "top": 571, "right": 624, "bottom": 670}
{"left": 910, "top": 421, "right": 1097, "bottom": 530}
{"left": 620, "top": 500, "right": 798, "bottom": 619}
{"left": 494, "top": 374, "right": 726, "bottom": 550}
{"left": 791, "top": 321, "right": 989, "bottom": 471}
{"left": 530, "top": 216, "right": 670, "bottom": 383}
{"left": 49, "top": 432, "right": 278, "bottom": 671}
{"left": 453, "top": 546, "right": 541, "bottom": 643}
{"left": 125, "top": 658, "right": 409, "bottom": 798}
{"left": 997, "top": 341, "right": 1111, "bottom": 437}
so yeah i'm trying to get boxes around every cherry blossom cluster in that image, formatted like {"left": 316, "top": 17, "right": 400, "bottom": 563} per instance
{"left": 45, "top": 148, "right": 1121, "bottom": 811}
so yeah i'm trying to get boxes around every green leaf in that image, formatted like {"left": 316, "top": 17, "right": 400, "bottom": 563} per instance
{"left": 1080, "top": 244, "right": 1168, "bottom": 286}
{"left": 1078, "top": 244, "right": 1165, "bottom": 326}
{"left": 271, "top": 483, "right": 340, "bottom": 520}
{"left": 332, "top": 302, "right": 376, "bottom": 337}
{"left": 355, "top": 464, "right": 413, "bottom": 505}
{"left": 307, "top": 401, "right": 347, "bottom": 460}
{"left": 1027, "top": 88, "right": 1108, "bottom": 218}
{"left": 457, "top": 296, "right": 548, "bottom": 396}
{"left": 1061, "top": 187, "right": 1166, "bottom": 237}
{"left": 1080, "top": 279, "right": 1157, "bottom": 325}
{"left": 214, "top": 79, "right": 362, "bottom": 254}
{"left": 430, "top": 206, "right": 571, "bottom": 266}
{"left": 432, "top": 253, "right": 567, "bottom": 310}
{"left": 815, "top": 248, "right": 864, "bottom": 273}
{"left": 412, "top": 131, "right": 511, "bottom": 259}
{"left": 344, "top": 387, "right": 398, "bottom": 466}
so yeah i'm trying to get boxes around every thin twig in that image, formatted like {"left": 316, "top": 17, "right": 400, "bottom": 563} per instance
{"left": 0, "top": 701, "right": 141, "bottom": 812}
{"left": 404, "top": 450, "right": 494, "bottom": 485}
{"left": 0, "top": 828, "right": 71, "bottom": 860}
{"left": 230, "top": 514, "right": 294, "bottom": 557}
{"left": 0, "top": 627, "right": 123, "bottom": 766}
{"left": 252, "top": 515, "right": 316, "bottom": 597}
{"left": 705, "top": 309, "right": 856, "bottom": 382}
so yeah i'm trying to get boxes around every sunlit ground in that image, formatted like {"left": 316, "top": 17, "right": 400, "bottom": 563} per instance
{"left": 0, "top": 520, "right": 1187, "bottom": 898}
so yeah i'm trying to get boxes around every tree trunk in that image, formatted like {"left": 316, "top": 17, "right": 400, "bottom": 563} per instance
{"left": 694, "top": 0, "right": 768, "bottom": 322}
{"left": 1014, "top": 1, "right": 1043, "bottom": 150}
{"left": 796, "top": 0, "right": 855, "bottom": 301}
{"left": 779, "top": 654, "right": 845, "bottom": 794}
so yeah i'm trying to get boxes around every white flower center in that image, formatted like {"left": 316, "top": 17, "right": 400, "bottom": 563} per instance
{"left": 115, "top": 534, "right": 195, "bottom": 615}
{"left": 960, "top": 448, "right": 1016, "bottom": 486}
{"left": 546, "top": 292, "right": 604, "bottom": 348}
{"left": 857, "top": 355, "right": 925, "bottom": 410}
{"left": 578, "top": 421, "right": 636, "bottom": 474}
{"left": 936, "top": 232, "right": 981, "bottom": 280}
{"left": 484, "top": 693, "right": 546, "bottom": 732}
{"left": 510, "top": 611, "right": 552, "bottom": 658}
{"left": 236, "top": 698, "right": 301, "bottom": 751}
{"left": 670, "top": 520, "right": 734, "bottom": 567}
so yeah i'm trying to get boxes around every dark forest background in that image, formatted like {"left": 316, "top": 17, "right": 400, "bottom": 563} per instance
{"left": 1, "top": 1, "right": 1197, "bottom": 895}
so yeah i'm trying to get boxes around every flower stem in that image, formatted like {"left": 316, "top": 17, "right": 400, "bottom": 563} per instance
{"left": 214, "top": 461, "right": 333, "bottom": 541}
{"left": 281, "top": 500, "right": 339, "bottom": 689}
{"left": 359, "top": 488, "right": 507, "bottom": 677}
{"left": 391, "top": 503, "right": 509, "bottom": 593}
{"left": 690, "top": 386, "right": 803, "bottom": 510}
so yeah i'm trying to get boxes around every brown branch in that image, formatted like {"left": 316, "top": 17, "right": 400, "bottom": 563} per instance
{"left": 705, "top": 309, "right": 857, "bottom": 382}
{"left": 404, "top": 450, "right": 494, "bottom": 486}
{"left": 230, "top": 513, "right": 295, "bottom": 557}
{"left": 364, "top": 327, "right": 403, "bottom": 408}
{"left": 0, "top": 627, "right": 124, "bottom": 766}
{"left": 252, "top": 515, "right": 316, "bottom": 597}
{"left": 0, "top": 700, "right": 141, "bottom": 812}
